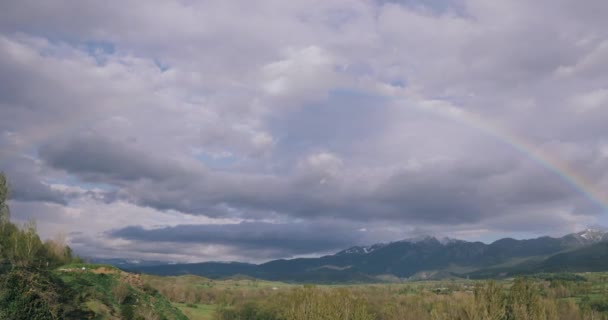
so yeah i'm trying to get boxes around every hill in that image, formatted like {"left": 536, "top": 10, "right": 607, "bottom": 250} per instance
{"left": 0, "top": 173, "right": 186, "bottom": 319}
{"left": 0, "top": 263, "right": 187, "bottom": 319}
{"left": 57, "top": 264, "right": 187, "bottom": 319}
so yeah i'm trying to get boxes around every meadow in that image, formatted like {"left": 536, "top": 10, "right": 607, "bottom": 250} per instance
{"left": 142, "top": 272, "right": 608, "bottom": 320}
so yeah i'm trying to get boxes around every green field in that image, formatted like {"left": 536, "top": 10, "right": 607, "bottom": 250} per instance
{"left": 140, "top": 271, "right": 608, "bottom": 320}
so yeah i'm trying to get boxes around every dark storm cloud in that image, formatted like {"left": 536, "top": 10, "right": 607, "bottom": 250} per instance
{"left": 109, "top": 221, "right": 367, "bottom": 256}
{"left": 8, "top": 172, "right": 67, "bottom": 205}
{"left": 38, "top": 133, "right": 200, "bottom": 183}
{"left": 1, "top": 154, "right": 67, "bottom": 205}
{"left": 111, "top": 150, "right": 581, "bottom": 226}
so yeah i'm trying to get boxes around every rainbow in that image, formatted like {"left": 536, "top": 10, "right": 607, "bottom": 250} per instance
{"left": 415, "top": 98, "right": 608, "bottom": 213}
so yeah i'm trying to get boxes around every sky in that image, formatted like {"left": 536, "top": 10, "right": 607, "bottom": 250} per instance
{"left": 1, "top": 0, "right": 608, "bottom": 263}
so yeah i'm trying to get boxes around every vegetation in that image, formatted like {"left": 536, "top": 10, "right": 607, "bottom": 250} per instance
{"left": 138, "top": 272, "right": 608, "bottom": 320}
{"left": 0, "top": 173, "right": 186, "bottom": 319}
{"left": 55, "top": 264, "right": 187, "bottom": 319}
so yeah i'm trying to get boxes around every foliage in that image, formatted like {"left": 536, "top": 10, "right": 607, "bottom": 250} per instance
{"left": 141, "top": 272, "right": 608, "bottom": 320}
{"left": 531, "top": 272, "right": 587, "bottom": 282}
{"left": 0, "top": 172, "right": 9, "bottom": 223}
{"left": 0, "top": 173, "right": 187, "bottom": 319}
{"left": 0, "top": 173, "right": 78, "bottom": 268}
{"left": 0, "top": 267, "right": 89, "bottom": 319}
{"left": 279, "top": 287, "right": 373, "bottom": 320}
{"left": 57, "top": 266, "right": 187, "bottom": 319}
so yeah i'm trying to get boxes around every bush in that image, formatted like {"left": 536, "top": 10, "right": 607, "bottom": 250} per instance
{"left": 0, "top": 268, "right": 86, "bottom": 319}
{"left": 121, "top": 303, "right": 135, "bottom": 320}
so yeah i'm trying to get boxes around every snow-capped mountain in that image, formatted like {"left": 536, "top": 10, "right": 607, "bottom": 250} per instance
{"left": 126, "top": 229, "right": 608, "bottom": 282}
{"left": 337, "top": 235, "right": 463, "bottom": 256}
{"left": 336, "top": 243, "right": 387, "bottom": 255}
{"left": 566, "top": 228, "right": 608, "bottom": 245}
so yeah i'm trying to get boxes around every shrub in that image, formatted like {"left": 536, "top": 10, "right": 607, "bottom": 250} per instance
{"left": 0, "top": 268, "right": 85, "bottom": 319}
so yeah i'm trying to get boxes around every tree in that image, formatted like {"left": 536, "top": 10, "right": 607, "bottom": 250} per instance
{"left": 43, "top": 233, "right": 75, "bottom": 266}
{"left": 0, "top": 173, "right": 12, "bottom": 265}
{"left": 0, "top": 173, "right": 9, "bottom": 224}
{"left": 5, "top": 219, "right": 44, "bottom": 267}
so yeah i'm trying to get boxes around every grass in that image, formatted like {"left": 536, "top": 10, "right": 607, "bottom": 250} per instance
{"left": 174, "top": 303, "right": 216, "bottom": 320}
{"left": 84, "top": 300, "right": 114, "bottom": 320}
{"left": 58, "top": 263, "right": 121, "bottom": 271}
{"left": 54, "top": 263, "right": 188, "bottom": 320}
{"left": 143, "top": 273, "right": 295, "bottom": 291}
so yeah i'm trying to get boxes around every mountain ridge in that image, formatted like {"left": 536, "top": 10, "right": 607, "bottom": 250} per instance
{"left": 120, "top": 229, "right": 608, "bottom": 282}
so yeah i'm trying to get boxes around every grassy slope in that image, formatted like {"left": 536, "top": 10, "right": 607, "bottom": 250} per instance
{"left": 174, "top": 303, "right": 215, "bottom": 320}
{"left": 55, "top": 263, "right": 187, "bottom": 320}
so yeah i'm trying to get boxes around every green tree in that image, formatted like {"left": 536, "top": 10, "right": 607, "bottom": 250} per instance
{"left": 9, "top": 220, "right": 44, "bottom": 267}
{"left": 0, "top": 173, "right": 9, "bottom": 224}
{"left": 0, "top": 173, "right": 13, "bottom": 266}
{"left": 0, "top": 268, "right": 84, "bottom": 319}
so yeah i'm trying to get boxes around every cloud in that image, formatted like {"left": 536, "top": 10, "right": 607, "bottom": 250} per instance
{"left": 0, "top": 147, "right": 68, "bottom": 205}
{"left": 261, "top": 46, "right": 339, "bottom": 103}
{"left": 1, "top": 0, "right": 608, "bottom": 262}
{"left": 108, "top": 221, "right": 369, "bottom": 258}
{"left": 38, "top": 132, "right": 202, "bottom": 183}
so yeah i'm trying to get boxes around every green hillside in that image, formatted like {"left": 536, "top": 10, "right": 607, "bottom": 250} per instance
{"left": 538, "top": 242, "right": 608, "bottom": 272}
{"left": 0, "top": 173, "right": 186, "bottom": 319}
{"left": 58, "top": 263, "right": 187, "bottom": 319}
{"left": 1, "top": 264, "right": 187, "bottom": 319}
{"left": 466, "top": 241, "right": 608, "bottom": 279}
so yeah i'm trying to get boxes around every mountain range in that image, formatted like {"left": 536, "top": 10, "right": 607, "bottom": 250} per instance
{"left": 118, "top": 229, "right": 608, "bottom": 282}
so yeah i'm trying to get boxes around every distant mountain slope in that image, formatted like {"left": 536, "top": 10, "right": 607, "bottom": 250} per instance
{"left": 537, "top": 241, "right": 608, "bottom": 272}
{"left": 126, "top": 229, "right": 608, "bottom": 282}
{"left": 468, "top": 240, "right": 608, "bottom": 278}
